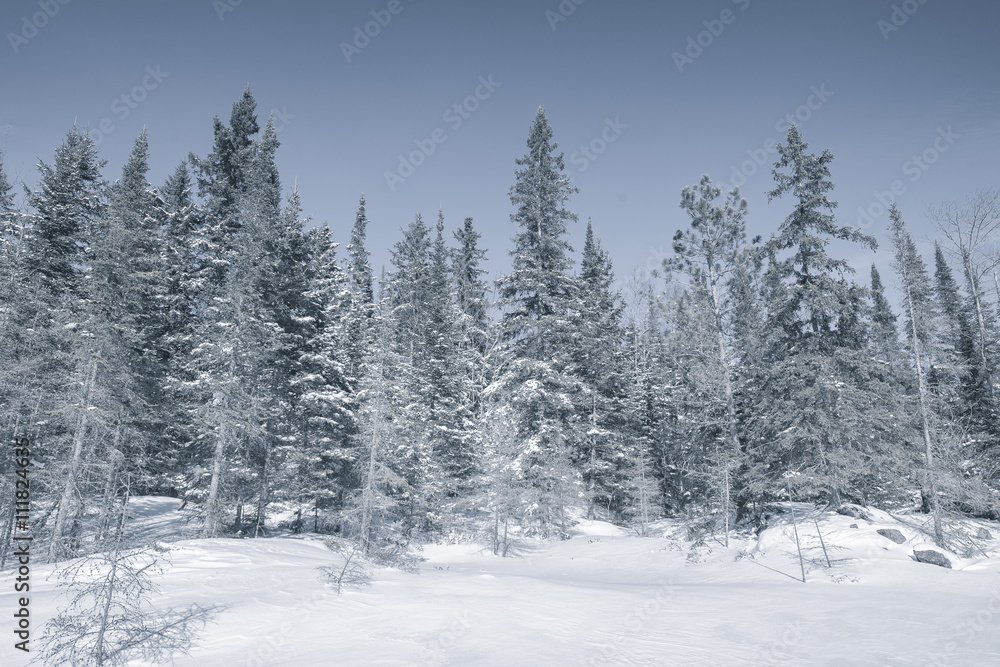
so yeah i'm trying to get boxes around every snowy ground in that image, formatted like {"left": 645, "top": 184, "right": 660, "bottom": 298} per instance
{"left": 4, "top": 499, "right": 1000, "bottom": 666}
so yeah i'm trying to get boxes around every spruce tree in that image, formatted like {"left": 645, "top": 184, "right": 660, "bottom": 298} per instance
{"left": 494, "top": 108, "right": 582, "bottom": 536}
{"left": 889, "top": 205, "right": 944, "bottom": 544}
{"left": 344, "top": 196, "right": 376, "bottom": 386}
{"left": 453, "top": 216, "right": 490, "bottom": 359}
{"left": 575, "top": 220, "right": 628, "bottom": 519}
{"left": 747, "top": 125, "right": 899, "bottom": 507}
{"left": 869, "top": 265, "right": 903, "bottom": 365}
{"left": 26, "top": 126, "right": 106, "bottom": 296}
{"left": 285, "top": 221, "right": 354, "bottom": 527}
{"left": 425, "top": 211, "right": 476, "bottom": 495}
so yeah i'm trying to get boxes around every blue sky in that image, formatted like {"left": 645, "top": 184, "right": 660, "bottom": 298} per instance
{"left": 2, "top": 0, "right": 998, "bottom": 290}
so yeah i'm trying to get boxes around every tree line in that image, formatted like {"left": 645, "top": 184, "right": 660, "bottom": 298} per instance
{"left": 1, "top": 87, "right": 998, "bottom": 563}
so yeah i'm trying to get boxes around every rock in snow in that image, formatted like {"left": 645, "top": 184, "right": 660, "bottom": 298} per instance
{"left": 837, "top": 504, "right": 873, "bottom": 521}
{"left": 913, "top": 548, "right": 952, "bottom": 569}
{"left": 877, "top": 528, "right": 907, "bottom": 544}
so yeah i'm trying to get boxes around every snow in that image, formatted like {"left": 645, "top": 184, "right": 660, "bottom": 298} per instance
{"left": 4, "top": 499, "right": 1000, "bottom": 666}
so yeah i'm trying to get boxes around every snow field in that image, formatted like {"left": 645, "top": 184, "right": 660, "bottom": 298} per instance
{"left": 2, "top": 498, "right": 1000, "bottom": 666}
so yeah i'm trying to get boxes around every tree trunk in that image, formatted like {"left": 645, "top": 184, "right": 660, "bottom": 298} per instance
{"left": 904, "top": 273, "right": 945, "bottom": 547}
{"left": 49, "top": 361, "right": 96, "bottom": 562}
{"left": 964, "top": 252, "right": 995, "bottom": 401}
{"left": 708, "top": 261, "right": 741, "bottom": 547}
{"left": 202, "top": 420, "right": 227, "bottom": 538}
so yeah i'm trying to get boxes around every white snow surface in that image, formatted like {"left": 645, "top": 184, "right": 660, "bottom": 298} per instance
{"left": 4, "top": 499, "right": 1000, "bottom": 666}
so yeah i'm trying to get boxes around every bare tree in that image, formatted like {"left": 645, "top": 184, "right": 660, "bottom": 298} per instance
{"left": 930, "top": 188, "right": 1000, "bottom": 402}
{"left": 34, "top": 488, "right": 220, "bottom": 666}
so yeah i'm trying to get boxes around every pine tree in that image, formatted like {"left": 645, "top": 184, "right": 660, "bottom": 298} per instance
{"left": 285, "top": 221, "right": 355, "bottom": 527}
{"left": 26, "top": 126, "right": 106, "bottom": 296}
{"left": 47, "top": 131, "right": 166, "bottom": 560}
{"left": 746, "top": 125, "right": 899, "bottom": 507}
{"left": 669, "top": 175, "right": 753, "bottom": 543}
{"left": 352, "top": 298, "right": 409, "bottom": 555}
{"left": 930, "top": 243, "right": 985, "bottom": 416}
{"left": 453, "top": 216, "right": 490, "bottom": 359}
{"left": 193, "top": 116, "right": 291, "bottom": 538}
{"left": 869, "top": 265, "right": 903, "bottom": 365}
{"left": 575, "top": 220, "right": 628, "bottom": 520}
{"left": 621, "top": 286, "right": 671, "bottom": 526}
{"left": 494, "top": 108, "right": 582, "bottom": 536}
{"left": 930, "top": 191, "right": 1000, "bottom": 409}
{"left": 425, "top": 211, "right": 476, "bottom": 494}
{"left": 344, "top": 196, "right": 375, "bottom": 385}
{"left": 384, "top": 211, "right": 475, "bottom": 531}
{"left": 156, "top": 162, "right": 207, "bottom": 492}
{"left": 189, "top": 86, "right": 261, "bottom": 283}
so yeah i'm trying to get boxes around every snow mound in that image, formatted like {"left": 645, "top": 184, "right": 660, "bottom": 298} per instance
{"left": 571, "top": 519, "right": 630, "bottom": 537}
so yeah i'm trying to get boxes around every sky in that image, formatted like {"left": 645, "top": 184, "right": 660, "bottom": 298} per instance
{"left": 2, "top": 0, "right": 998, "bottom": 292}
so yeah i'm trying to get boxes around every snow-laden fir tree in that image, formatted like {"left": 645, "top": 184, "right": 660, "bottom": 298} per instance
{"left": 155, "top": 161, "right": 208, "bottom": 492}
{"left": 192, "top": 116, "right": 296, "bottom": 537}
{"left": 344, "top": 195, "right": 376, "bottom": 386}
{"left": 745, "top": 125, "right": 904, "bottom": 508}
{"left": 574, "top": 221, "right": 629, "bottom": 520}
{"left": 453, "top": 216, "right": 491, "bottom": 361}
{"left": 285, "top": 221, "right": 355, "bottom": 528}
{"left": 493, "top": 108, "right": 582, "bottom": 537}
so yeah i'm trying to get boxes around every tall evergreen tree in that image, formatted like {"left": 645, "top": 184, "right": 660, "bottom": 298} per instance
{"left": 344, "top": 195, "right": 375, "bottom": 385}
{"left": 189, "top": 86, "right": 261, "bottom": 283}
{"left": 156, "top": 162, "right": 207, "bottom": 491}
{"left": 47, "top": 131, "right": 165, "bottom": 560}
{"left": 931, "top": 243, "right": 979, "bottom": 408}
{"left": 494, "top": 108, "right": 582, "bottom": 536}
{"left": 746, "top": 125, "right": 899, "bottom": 507}
{"left": 575, "top": 220, "right": 628, "bottom": 519}
{"left": 193, "top": 116, "right": 291, "bottom": 537}
{"left": 26, "top": 126, "right": 106, "bottom": 296}
{"left": 285, "top": 221, "right": 354, "bottom": 527}
{"left": 669, "top": 175, "right": 753, "bottom": 542}
{"left": 869, "top": 265, "right": 903, "bottom": 365}
{"left": 889, "top": 205, "right": 944, "bottom": 545}
{"left": 453, "top": 216, "right": 490, "bottom": 358}
{"left": 425, "top": 211, "right": 477, "bottom": 494}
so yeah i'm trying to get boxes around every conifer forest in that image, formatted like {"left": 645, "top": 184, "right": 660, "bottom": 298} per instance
{"left": 3, "top": 88, "right": 999, "bottom": 560}
{"left": 3, "top": 87, "right": 1000, "bottom": 665}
